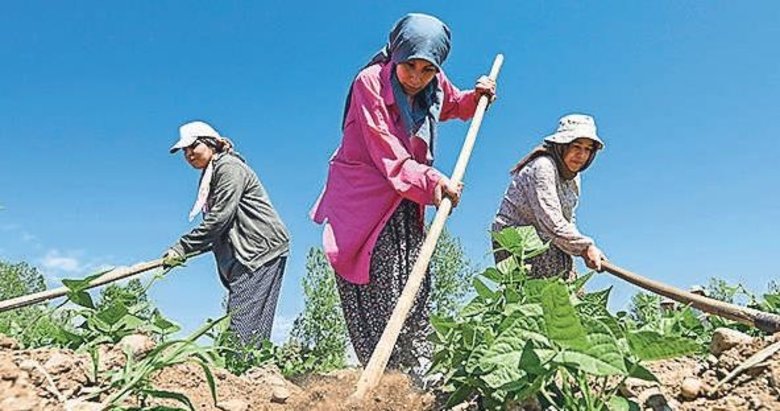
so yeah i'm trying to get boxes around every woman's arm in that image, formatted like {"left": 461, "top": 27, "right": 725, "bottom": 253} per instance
{"left": 350, "top": 73, "right": 444, "bottom": 205}
{"left": 522, "top": 158, "right": 594, "bottom": 256}
{"left": 438, "top": 71, "right": 479, "bottom": 121}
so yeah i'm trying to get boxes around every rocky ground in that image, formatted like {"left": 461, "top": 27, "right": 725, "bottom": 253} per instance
{"left": 0, "top": 328, "right": 778, "bottom": 410}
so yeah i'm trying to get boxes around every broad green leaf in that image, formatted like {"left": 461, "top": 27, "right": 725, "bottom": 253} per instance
{"left": 509, "top": 374, "right": 548, "bottom": 402}
{"left": 491, "top": 228, "right": 523, "bottom": 255}
{"left": 607, "top": 395, "right": 638, "bottom": 411}
{"left": 117, "top": 314, "right": 146, "bottom": 331}
{"left": 61, "top": 269, "right": 112, "bottom": 292}
{"left": 503, "top": 303, "right": 543, "bottom": 318}
{"left": 461, "top": 300, "right": 488, "bottom": 318}
{"left": 431, "top": 315, "right": 457, "bottom": 337}
{"left": 524, "top": 279, "right": 549, "bottom": 303}
{"left": 519, "top": 341, "right": 547, "bottom": 376}
{"left": 67, "top": 290, "right": 95, "bottom": 309}
{"left": 578, "top": 320, "right": 627, "bottom": 376}
{"left": 465, "top": 345, "right": 489, "bottom": 374}
{"left": 481, "top": 362, "right": 526, "bottom": 389}
{"left": 541, "top": 282, "right": 588, "bottom": 350}
{"left": 473, "top": 277, "right": 495, "bottom": 299}
{"left": 54, "top": 326, "right": 84, "bottom": 348}
{"left": 96, "top": 301, "right": 128, "bottom": 326}
{"left": 582, "top": 287, "right": 612, "bottom": 308}
{"left": 625, "top": 358, "right": 658, "bottom": 382}
{"left": 505, "top": 287, "right": 522, "bottom": 304}
{"left": 481, "top": 316, "right": 548, "bottom": 374}
{"left": 496, "top": 256, "right": 518, "bottom": 276}
{"left": 86, "top": 315, "right": 111, "bottom": 334}
{"left": 627, "top": 331, "right": 699, "bottom": 361}
{"left": 152, "top": 310, "right": 181, "bottom": 333}
{"left": 538, "top": 320, "right": 627, "bottom": 376}
{"left": 482, "top": 267, "right": 503, "bottom": 283}
{"left": 550, "top": 350, "right": 626, "bottom": 376}
{"left": 492, "top": 227, "right": 548, "bottom": 258}
{"left": 571, "top": 272, "right": 595, "bottom": 293}
{"left": 444, "top": 384, "right": 474, "bottom": 409}
{"left": 496, "top": 312, "right": 547, "bottom": 344}
{"left": 140, "top": 389, "right": 194, "bottom": 411}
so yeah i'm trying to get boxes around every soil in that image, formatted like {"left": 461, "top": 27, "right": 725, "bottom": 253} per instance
{"left": 1, "top": 332, "right": 778, "bottom": 411}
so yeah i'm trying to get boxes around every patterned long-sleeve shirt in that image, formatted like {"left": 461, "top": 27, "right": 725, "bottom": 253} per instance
{"left": 493, "top": 156, "right": 594, "bottom": 264}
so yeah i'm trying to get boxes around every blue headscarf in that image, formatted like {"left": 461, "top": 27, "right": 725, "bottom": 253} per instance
{"left": 343, "top": 13, "right": 452, "bottom": 163}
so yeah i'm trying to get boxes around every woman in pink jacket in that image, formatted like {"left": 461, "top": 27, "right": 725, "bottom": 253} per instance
{"left": 311, "top": 13, "right": 496, "bottom": 379}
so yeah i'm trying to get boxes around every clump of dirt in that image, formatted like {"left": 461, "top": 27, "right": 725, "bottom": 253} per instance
{"left": 0, "top": 335, "right": 433, "bottom": 411}
{"left": 2, "top": 329, "right": 778, "bottom": 411}
{"left": 636, "top": 330, "right": 780, "bottom": 410}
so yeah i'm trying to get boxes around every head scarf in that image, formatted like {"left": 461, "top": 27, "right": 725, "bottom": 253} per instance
{"left": 343, "top": 13, "right": 452, "bottom": 163}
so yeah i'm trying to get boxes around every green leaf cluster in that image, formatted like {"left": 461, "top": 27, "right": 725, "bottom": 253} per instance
{"left": 431, "top": 227, "right": 699, "bottom": 410}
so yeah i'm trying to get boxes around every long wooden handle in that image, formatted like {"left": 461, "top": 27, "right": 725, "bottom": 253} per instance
{"left": 350, "top": 54, "right": 505, "bottom": 402}
{"left": 602, "top": 261, "right": 780, "bottom": 333}
{"left": 0, "top": 251, "right": 204, "bottom": 313}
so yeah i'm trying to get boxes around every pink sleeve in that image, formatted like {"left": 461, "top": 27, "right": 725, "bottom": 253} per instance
{"left": 350, "top": 74, "right": 442, "bottom": 205}
{"left": 438, "top": 71, "right": 479, "bottom": 121}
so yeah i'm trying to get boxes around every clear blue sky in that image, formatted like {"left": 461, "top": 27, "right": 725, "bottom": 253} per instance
{"left": 1, "top": 1, "right": 778, "bottom": 341}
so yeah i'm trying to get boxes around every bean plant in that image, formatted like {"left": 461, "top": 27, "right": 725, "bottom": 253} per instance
{"left": 430, "top": 227, "right": 700, "bottom": 410}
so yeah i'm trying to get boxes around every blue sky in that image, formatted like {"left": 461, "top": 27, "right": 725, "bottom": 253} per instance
{"left": 1, "top": 1, "right": 778, "bottom": 341}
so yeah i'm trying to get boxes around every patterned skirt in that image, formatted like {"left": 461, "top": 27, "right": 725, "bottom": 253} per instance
{"left": 335, "top": 199, "right": 432, "bottom": 379}
{"left": 225, "top": 255, "right": 287, "bottom": 346}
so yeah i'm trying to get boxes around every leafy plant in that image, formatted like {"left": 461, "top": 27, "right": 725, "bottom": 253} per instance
{"left": 54, "top": 269, "right": 181, "bottom": 350}
{"left": 0, "top": 260, "right": 69, "bottom": 348}
{"left": 430, "top": 227, "right": 699, "bottom": 410}
{"left": 83, "top": 316, "right": 228, "bottom": 410}
{"left": 288, "top": 248, "right": 348, "bottom": 374}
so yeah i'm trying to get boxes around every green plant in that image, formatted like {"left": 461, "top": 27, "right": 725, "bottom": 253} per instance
{"left": 54, "top": 269, "right": 181, "bottom": 350}
{"left": 430, "top": 227, "right": 699, "bottom": 410}
{"left": 84, "top": 316, "right": 228, "bottom": 410}
{"left": 97, "top": 279, "right": 152, "bottom": 319}
{"left": 0, "top": 260, "right": 69, "bottom": 347}
{"left": 288, "top": 247, "right": 348, "bottom": 374}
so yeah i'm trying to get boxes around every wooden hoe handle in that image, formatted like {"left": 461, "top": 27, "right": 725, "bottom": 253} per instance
{"left": 350, "top": 54, "right": 505, "bottom": 402}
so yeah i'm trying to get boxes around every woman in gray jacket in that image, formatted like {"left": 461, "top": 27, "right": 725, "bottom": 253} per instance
{"left": 164, "top": 120, "right": 290, "bottom": 345}
{"left": 493, "top": 114, "right": 607, "bottom": 280}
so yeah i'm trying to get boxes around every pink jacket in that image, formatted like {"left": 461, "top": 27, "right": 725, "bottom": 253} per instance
{"left": 310, "top": 61, "right": 478, "bottom": 284}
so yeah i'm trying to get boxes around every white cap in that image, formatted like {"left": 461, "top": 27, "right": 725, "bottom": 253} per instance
{"left": 169, "top": 121, "right": 222, "bottom": 153}
{"left": 543, "top": 114, "right": 605, "bottom": 149}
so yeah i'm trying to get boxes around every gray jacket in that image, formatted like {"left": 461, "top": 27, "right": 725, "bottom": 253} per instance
{"left": 171, "top": 153, "right": 290, "bottom": 277}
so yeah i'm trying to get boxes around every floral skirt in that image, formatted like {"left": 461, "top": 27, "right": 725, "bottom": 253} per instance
{"left": 335, "top": 200, "right": 432, "bottom": 379}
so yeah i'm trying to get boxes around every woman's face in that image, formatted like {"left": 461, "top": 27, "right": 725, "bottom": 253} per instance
{"left": 395, "top": 59, "right": 438, "bottom": 96}
{"left": 183, "top": 141, "right": 213, "bottom": 169}
{"left": 563, "top": 138, "right": 596, "bottom": 173}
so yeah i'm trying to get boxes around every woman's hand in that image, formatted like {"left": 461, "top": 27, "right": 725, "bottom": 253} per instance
{"left": 162, "top": 248, "right": 186, "bottom": 269}
{"left": 474, "top": 75, "right": 497, "bottom": 103}
{"left": 582, "top": 244, "right": 607, "bottom": 272}
{"left": 434, "top": 177, "right": 464, "bottom": 209}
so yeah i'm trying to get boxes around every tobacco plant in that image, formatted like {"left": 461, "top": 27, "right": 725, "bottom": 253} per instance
{"left": 430, "top": 227, "right": 700, "bottom": 410}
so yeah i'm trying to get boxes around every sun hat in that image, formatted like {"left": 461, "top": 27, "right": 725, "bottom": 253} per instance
{"left": 169, "top": 121, "right": 222, "bottom": 153}
{"left": 543, "top": 114, "right": 605, "bottom": 149}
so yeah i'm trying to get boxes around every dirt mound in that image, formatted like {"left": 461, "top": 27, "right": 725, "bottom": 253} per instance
{"left": 0, "top": 336, "right": 433, "bottom": 411}
{"left": 2, "top": 330, "right": 778, "bottom": 410}
{"left": 632, "top": 330, "right": 780, "bottom": 410}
